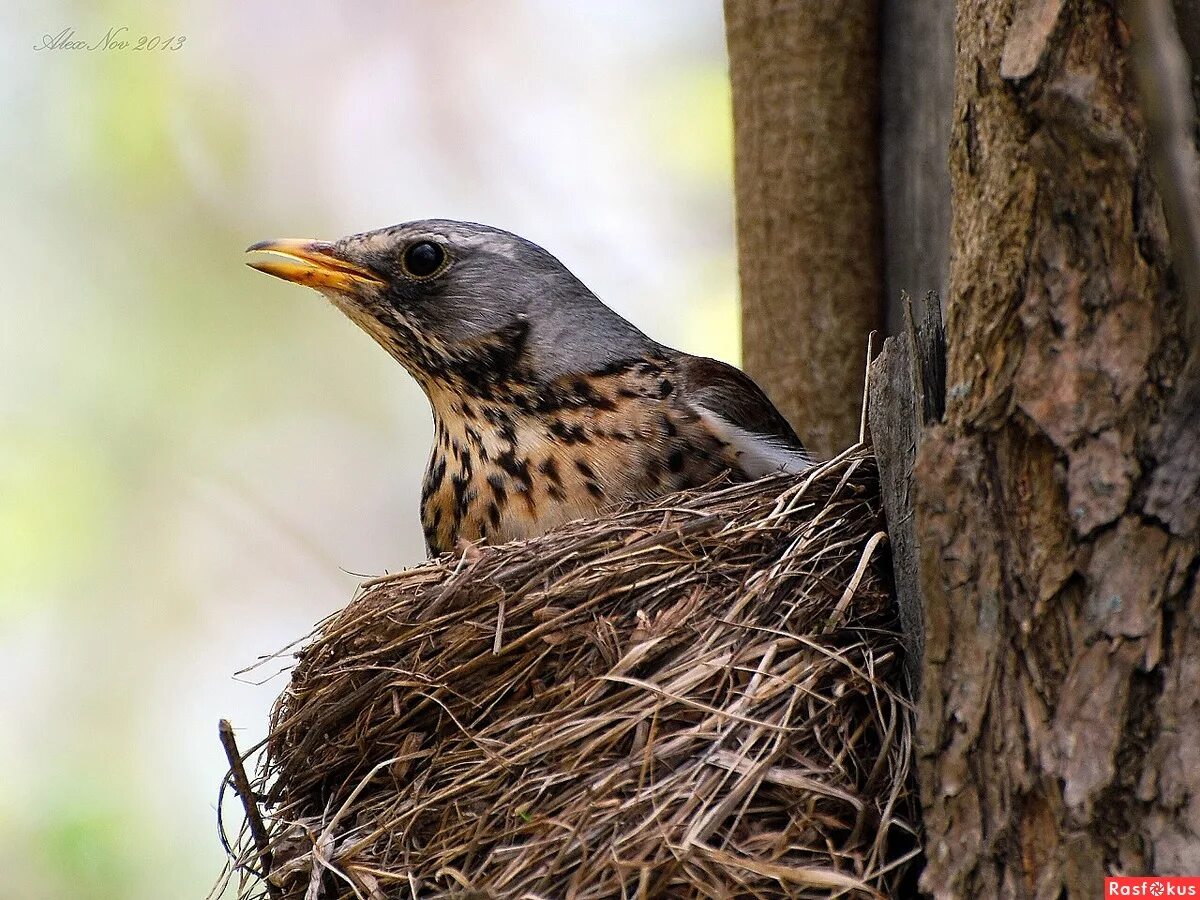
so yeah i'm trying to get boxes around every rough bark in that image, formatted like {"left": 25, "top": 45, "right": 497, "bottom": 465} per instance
{"left": 879, "top": 0, "right": 955, "bottom": 333}
{"left": 724, "top": 0, "right": 882, "bottom": 458}
{"left": 868, "top": 292, "right": 946, "bottom": 690}
{"left": 914, "top": 2, "right": 1200, "bottom": 896}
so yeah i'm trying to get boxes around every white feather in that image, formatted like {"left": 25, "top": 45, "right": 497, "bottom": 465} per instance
{"left": 697, "top": 408, "right": 815, "bottom": 477}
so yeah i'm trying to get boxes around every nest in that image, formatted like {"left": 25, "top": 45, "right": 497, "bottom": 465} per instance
{"left": 219, "top": 449, "right": 919, "bottom": 899}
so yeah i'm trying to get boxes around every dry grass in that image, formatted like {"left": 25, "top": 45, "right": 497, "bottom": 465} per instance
{"left": 218, "top": 449, "right": 918, "bottom": 899}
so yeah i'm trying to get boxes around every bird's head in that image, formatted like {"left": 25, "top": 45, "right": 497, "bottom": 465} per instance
{"left": 247, "top": 220, "right": 652, "bottom": 394}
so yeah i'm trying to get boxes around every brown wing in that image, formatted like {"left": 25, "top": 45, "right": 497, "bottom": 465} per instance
{"left": 676, "top": 354, "right": 808, "bottom": 455}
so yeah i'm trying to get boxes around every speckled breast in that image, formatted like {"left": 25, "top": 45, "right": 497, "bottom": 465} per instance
{"left": 419, "top": 359, "right": 734, "bottom": 555}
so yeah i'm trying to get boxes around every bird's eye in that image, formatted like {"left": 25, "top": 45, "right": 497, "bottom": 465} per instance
{"left": 403, "top": 241, "right": 446, "bottom": 278}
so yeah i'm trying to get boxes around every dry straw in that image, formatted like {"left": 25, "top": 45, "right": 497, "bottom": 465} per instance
{"left": 217, "top": 448, "right": 919, "bottom": 899}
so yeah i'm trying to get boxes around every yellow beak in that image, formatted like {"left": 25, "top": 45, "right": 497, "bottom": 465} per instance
{"left": 245, "top": 239, "right": 384, "bottom": 291}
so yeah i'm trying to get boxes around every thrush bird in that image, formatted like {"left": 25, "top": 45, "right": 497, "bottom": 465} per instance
{"left": 247, "top": 221, "right": 811, "bottom": 555}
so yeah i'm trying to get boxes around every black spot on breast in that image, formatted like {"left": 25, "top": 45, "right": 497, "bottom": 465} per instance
{"left": 462, "top": 425, "right": 489, "bottom": 462}
{"left": 617, "top": 387, "right": 640, "bottom": 399}
{"left": 483, "top": 405, "right": 513, "bottom": 427}
{"left": 461, "top": 402, "right": 474, "bottom": 418}
{"left": 668, "top": 449, "right": 685, "bottom": 473}
{"left": 570, "top": 378, "right": 617, "bottom": 411}
{"left": 452, "top": 472, "right": 473, "bottom": 513}
{"left": 487, "top": 501, "right": 501, "bottom": 529}
{"left": 549, "top": 421, "right": 589, "bottom": 445}
{"left": 477, "top": 405, "right": 519, "bottom": 448}
{"left": 575, "top": 460, "right": 597, "bottom": 481}
{"left": 585, "top": 480, "right": 604, "bottom": 499}
{"left": 539, "top": 457, "right": 561, "bottom": 485}
{"left": 447, "top": 320, "right": 530, "bottom": 397}
{"left": 497, "top": 450, "right": 531, "bottom": 487}
{"left": 548, "top": 483, "right": 566, "bottom": 502}
{"left": 595, "top": 359, "right": 636, "bottom": 377}
{"left": 659, "top": 379, "right": 674, "bottom": 397}
{"left": 487, "top": 473, "right": 508, "bottom": 507}
{"left": 426, "top": 456, "right": 447, "bottom": 493}
{"left": 661, "top": 414, "right": 678, "bottom": 438}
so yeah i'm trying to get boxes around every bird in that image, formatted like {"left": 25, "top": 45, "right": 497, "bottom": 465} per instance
{"left": 247, "top": 220, "right": 812, "bottom": 556}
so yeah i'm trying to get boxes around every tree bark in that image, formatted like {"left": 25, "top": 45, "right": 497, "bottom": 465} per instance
{"left": 724, "top": 0, "right": 882, "bottom": 458}
{"left": 868, "top": 292, "right": 945, "bottom": 690}
{"left": 914, "top": 2, "right": 1200, "bottom": 896}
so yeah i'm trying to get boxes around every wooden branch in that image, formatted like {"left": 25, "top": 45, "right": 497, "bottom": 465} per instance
{"left": 219, "top": 718, "right": 281, "bottom": 900}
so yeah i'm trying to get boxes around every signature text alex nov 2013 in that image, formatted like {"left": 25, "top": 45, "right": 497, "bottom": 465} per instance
{"left": 35, "top": 27, "right": 186, "bottom": 52}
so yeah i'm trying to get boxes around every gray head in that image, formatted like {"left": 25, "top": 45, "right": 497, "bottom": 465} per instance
{"left": 247, "top": 220, "right": 656, "bottom": 392}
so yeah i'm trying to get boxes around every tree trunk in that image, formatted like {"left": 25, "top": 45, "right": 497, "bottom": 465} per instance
{"left": 724, "top": 0, "right": 882, "bottom": 457}
{"left": 1172, "top": 0, "right": 1200, "bottom": 114}
{"left": 879, "top": 0, "right": 955, "bottom": 334}
{"left": 913, "top": 2, "right": 1200, "bottom": 896}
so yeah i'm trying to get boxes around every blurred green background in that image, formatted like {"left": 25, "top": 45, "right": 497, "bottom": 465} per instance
{"left": 0, "top": 2, "right": 737, "bottom": 897}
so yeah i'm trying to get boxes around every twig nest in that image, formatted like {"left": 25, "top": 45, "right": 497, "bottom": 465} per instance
{"left": 224, "top": 451, "right": 918, "bottom": 899}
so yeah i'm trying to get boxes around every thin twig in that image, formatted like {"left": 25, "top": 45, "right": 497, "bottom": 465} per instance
{"left": 219, "top": 719, "right": 282, "bottom": 900}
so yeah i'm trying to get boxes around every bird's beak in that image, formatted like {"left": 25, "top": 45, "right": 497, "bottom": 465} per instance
{"left": 246, "top": 239, "right": 384, "bottom": 291}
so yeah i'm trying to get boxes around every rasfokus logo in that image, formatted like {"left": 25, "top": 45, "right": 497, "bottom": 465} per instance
{"left": 1106, "top": 877, "right": 1200, "bottom": 896}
